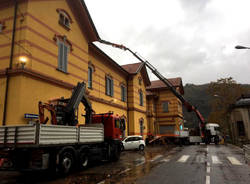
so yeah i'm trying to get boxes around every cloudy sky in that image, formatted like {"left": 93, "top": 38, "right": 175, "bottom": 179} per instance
{"left": 85, "top": 0, "right": 250, "bottom": 85}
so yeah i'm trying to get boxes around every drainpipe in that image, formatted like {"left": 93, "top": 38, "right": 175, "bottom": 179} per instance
{"left": 2, "top": 0, "right": 18, "bottom": 125}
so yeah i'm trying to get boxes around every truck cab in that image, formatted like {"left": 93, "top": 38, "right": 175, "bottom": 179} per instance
{"left": 205, "top": 123, "right": 221, "bottom": 144}
{"left": 92, "top": 113, "right": 126, "bottom": 140}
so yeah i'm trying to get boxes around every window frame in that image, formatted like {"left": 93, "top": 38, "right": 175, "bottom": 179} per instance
{"left": 57, "top": 39, "right": 69, "bottom": 73}
{"left": 105, "top": 75, "right": 114, "bottom": 97}
{"left": 120, "top": 84, "right": 127, "bottom": 102}
{"left": 139, "top": 90, "right": 143, "bottom": 106}
{"left": 88, "top": 66, "right": 93, "bottom": 89}
{"left": 57, "top": 9, "right": 73, "bottom": 30}
{"left": 162, "top": 101, "right": 169, "bottom": 113}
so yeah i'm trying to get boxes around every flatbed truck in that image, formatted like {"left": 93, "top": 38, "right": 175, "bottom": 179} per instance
{"left": 0, "top": 82, "right": 125, "bottom": 174}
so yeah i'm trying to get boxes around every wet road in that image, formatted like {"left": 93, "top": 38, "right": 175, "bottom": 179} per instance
{"left": 0, "top": 145, "right": 174, "bottom": 184}
{"left": 1, "top": 144, "right": 249, "bottom": 184}
{"left": 137, "top": 144, "right": 250, "bottom": 184}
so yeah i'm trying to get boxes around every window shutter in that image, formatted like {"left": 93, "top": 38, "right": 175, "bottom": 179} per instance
{"left": 111, "top": 78, "right": 114, "bottom": 97}
{"left": 58, "top": 41, "right": 64, "bottom": 70}
{"left": 63, "top": 44, "right": 68, "bottom": 72}
{"left": 88, "top": 67, "right": 92, "bottom": 88}
{"left": 121, "top": 86, "right": 123, "bottom": 101}
{"left": 141, "top": 92, "right": 143, "bottom": 106}
{"left": 124, "top": 86, "right": 127, "bottom": 102}
{"left": 105, "top": 76, "right": 108, "bottom": 95}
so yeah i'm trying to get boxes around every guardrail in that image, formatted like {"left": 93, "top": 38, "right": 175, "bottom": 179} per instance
{"left": 243, "top": 144, "right": 250, "bottom": 164}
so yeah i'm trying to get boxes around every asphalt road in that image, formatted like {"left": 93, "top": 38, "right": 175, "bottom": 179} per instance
{"left": 137, "top": 144, "right": 250, "bottom": 184}
{"left": 1, "top": 144, "right": 249, "bottom": 184}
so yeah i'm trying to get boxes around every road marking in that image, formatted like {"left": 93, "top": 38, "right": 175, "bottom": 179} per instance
{"left": 206, "top": 175, "right": 210, "bottom": 184}
{"left": 177, "top": 155, "right": 190, "bottom": 163}
{"left": 227, "top": 156, "right": 243, "bottom": 165}
{"left": 211, "top": 155, "right": 222, "bottom": 164}
{"left": 206, "top": 166, "right": 210, "bottom": 173}
{"left": 150, "top": 155, "right": 163, "bottom": 162}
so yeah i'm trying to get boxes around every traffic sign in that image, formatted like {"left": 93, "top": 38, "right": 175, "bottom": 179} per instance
{"left": 24, "top": 114, "right": 39, "bottom": 119}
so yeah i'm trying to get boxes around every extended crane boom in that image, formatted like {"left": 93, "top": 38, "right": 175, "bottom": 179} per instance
{"left": 98, "top": 39, "right": 206, "bottom": 137}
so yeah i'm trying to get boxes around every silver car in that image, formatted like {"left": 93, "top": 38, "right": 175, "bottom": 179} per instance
{"left": 122, "top": 136, "right": 145, "bottom": 151}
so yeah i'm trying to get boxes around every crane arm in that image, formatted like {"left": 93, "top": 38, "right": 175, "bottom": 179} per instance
{"left": 98, "top": 39, "right": 206, "bottom": 134}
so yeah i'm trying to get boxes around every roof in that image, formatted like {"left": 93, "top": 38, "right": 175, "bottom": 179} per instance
{"left": 121, "top": 63, "right": 151, "bottom": 86}
{"left": 146, "top": 78, "right": 184, "bottom": 94}
{"left": 234, "top": 98, "right": 250, "bottom": 107}
{"left": 89, "top": 43, "right": 129, "bottom": 77}
{"left": 230, "top": 94, "right": 250, "bottom": 109}
{"left": 67, "top": 0, "right": 100, "bottom": 42}
{"left": 122, "top": 63, "right": 143, "bottom": 74}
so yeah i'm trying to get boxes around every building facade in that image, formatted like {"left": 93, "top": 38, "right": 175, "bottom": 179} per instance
{"left": 0, "top": 0, "right": 184, "bottom": 139}
{"left": 229, "top": 94, "right": 250, "bottom": 145}
{"left": 146, "top": 78, "right": 184, "bottom": 137}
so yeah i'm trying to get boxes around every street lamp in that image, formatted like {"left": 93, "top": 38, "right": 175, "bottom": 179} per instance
{"left": 235, "top": 45, "right": 250, "bottom": 49}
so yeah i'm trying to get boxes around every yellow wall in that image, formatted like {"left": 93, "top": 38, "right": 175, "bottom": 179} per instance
{"left": 127, "top": 72, "right": 148, "bottom": 138}
{"left": 146, "top": 88, "right": 184, "bottom": 135}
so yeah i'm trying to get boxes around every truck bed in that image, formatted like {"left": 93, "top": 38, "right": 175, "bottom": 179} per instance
{"left": 0, "top": 123, "right": 104, "bottom": 147}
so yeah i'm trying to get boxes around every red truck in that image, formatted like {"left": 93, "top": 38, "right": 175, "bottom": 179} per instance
{"left": 0, "top": 82, "right": 125, "bottom": 174}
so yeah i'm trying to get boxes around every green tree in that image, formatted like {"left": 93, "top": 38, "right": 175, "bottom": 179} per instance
{"left": 207, "top": 77, "right": 246, "bottom": 135}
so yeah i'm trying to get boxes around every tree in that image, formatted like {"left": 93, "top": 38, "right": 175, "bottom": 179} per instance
{"left": 207, "top": 77, "right": 247, "bottom": 135}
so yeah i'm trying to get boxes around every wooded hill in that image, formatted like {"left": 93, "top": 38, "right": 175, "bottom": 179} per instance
{"left": 183, "top": 83, "right": 250, "bottom": 128}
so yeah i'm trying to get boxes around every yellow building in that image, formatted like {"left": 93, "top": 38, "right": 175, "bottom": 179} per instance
{"left": 0, "top": 0, "right": 184, "bottom": 140}
{"left": 121, "top": 63, "right": 151, "bottom": 137}
{"left": 146, "top": 78, "right": 184, "bottom": 137}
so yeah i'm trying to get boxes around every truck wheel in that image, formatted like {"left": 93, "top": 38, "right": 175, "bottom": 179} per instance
{"left": 110, "top": 144, "right": 120, "bottom": 161}
{"left": 214, "top": 136, "right": 219, "bottom": 145}
{"left": 58, "top": 151, "right": 74, "bottom": 175}
{"left": 139, "top": 145, "right": 145, "bottom": 151}
{"left": 79, "top": 152, "right": 88, "bottom": 169}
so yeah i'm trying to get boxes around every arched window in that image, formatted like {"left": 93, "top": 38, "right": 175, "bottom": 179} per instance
{"left": 56, "top": 9, "right": 73, "bottom": 30}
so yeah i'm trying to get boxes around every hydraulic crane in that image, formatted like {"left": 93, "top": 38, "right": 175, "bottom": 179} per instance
{"left": 98, "top": 39, "right": 207, "bottom": 141}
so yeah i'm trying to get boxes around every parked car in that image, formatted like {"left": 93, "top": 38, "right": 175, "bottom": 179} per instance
{"left": 121, "top": 136, "right": 145, "bottom": 151}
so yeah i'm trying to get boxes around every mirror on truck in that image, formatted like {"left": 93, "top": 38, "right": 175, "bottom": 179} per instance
{"left": 120, "top": 119, "right": 126, "bottom": 131}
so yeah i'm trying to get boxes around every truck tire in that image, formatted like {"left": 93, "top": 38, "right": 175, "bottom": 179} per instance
{"left": 214, "top": 136, "right": 219, "bottom": 145}
{"left": 58, "top": 151, "right": 75, "bottom": 175}
{"left": 79, "top": 151, "right": 88, "bottom": 169}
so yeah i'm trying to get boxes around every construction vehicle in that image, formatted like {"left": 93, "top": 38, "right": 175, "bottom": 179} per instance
{"left": 98, "top": 39, "right": 217, "bottom": 145}
{"left": 0, "top": 82, "right": 125, "bottom": 174}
